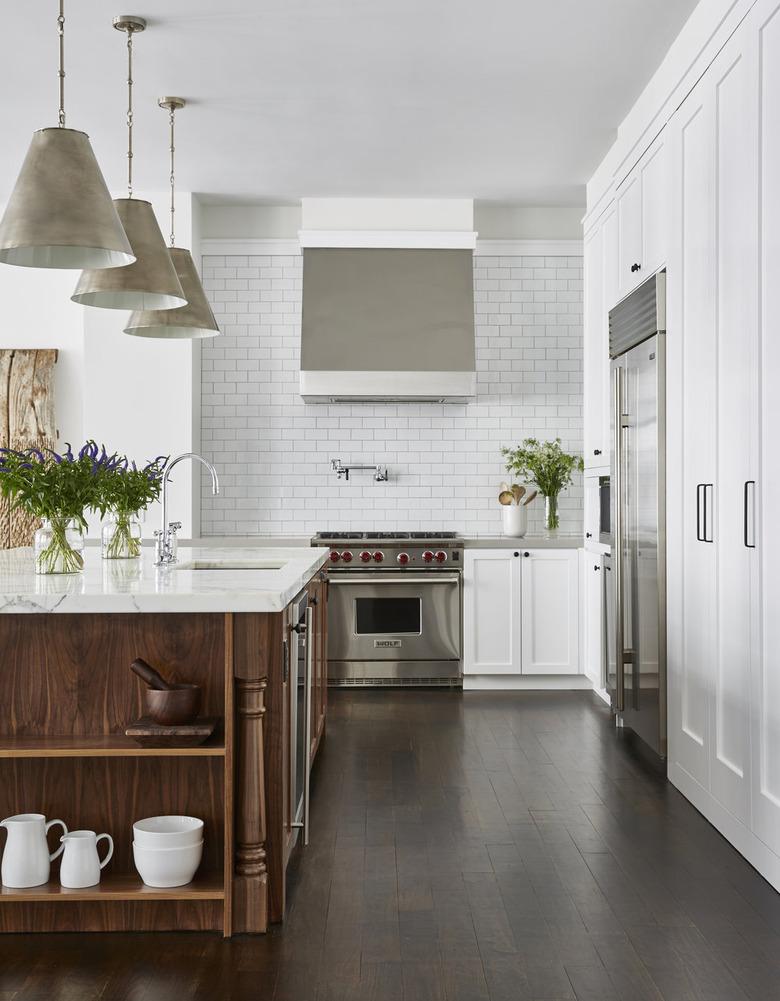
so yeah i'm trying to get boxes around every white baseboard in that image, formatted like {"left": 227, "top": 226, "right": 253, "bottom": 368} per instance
{"left": 668, "top": 761, "right": 780, "bottom": 893}
{"left": 463, "top": 674, "right": 593, "bottom": 691}
{"left": 592, "top": 686, "right": 611, "bottom": 706}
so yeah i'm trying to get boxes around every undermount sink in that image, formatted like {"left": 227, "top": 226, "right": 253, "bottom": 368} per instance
{"left": 178, "top": 559, "right": 288, "bottom": 571}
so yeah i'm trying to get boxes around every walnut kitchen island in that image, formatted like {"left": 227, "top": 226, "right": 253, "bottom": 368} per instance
{"left": 0, "top": 545, "right": 329, "bottom": 936}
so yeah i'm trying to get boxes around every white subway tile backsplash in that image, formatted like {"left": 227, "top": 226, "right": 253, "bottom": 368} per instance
{"left": 200, "top": 254, "right": 583, "bottom": 537}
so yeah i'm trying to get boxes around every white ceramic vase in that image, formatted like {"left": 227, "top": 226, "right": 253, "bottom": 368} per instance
{"left": 502, "top": 504, "right": 527, "bottom": 538}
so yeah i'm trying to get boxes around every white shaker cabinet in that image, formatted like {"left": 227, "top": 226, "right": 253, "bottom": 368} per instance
{"left": 666, "top": 0, "right": 780, "bottom": 888}
{"left": 753, "top": 0, "right": 780, "bottom": 864}
{"left": 463, "top": 548, "right": 580, "bottom": 678}
{"left": 616, "top": 133, "right": 668, "bottom": 299}
{"left": 583, "top": 203, "right": 618, "bottom": 471}
{"left": 521, "top": 550, "right": 580, "bottom": 675}
{"left": 583, "top": 559, "right": 605, "bottom": 688}
{"left": 462, "top": 549, "right": 521, "bottom": 675}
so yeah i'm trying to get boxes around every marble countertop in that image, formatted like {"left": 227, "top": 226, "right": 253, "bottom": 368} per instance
{"left": 0, "top": 546, "right": 330, "bottom": 615}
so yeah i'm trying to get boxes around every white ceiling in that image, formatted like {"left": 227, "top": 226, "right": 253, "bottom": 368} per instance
{"left": 0, "top": 1, "right": 698, "bottom": 207}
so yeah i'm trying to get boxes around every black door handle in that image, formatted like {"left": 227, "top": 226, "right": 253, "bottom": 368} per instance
{"left": 744, "top": 481, "right": 756, "bottom": 549}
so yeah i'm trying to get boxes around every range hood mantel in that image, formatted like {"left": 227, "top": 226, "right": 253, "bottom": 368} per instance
{"left": 300, "top": 246, "right": 476, "bottom": 404}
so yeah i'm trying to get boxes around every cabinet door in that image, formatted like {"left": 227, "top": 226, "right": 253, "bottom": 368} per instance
{"left": 463, "top": 550, "right": 521, "bottom": 675}
{"left": 617, "top": 173, "right": 643, "bottom": 297}
{"left": 753, "top": 0, "right": 780, "bottom": 857}
{"left": 711, "top": 34, "right": 757, "bottom": 825}
{"left": 640, "top": 136, "right": 668, "bottom": 276}
{"left": 667, "top": 68, "right": 718, "bottom": 793}
{"left": 583, "top": 223, "right": 606, "bottom": 468}
{"left": 520, "top": 550, "right": 579, "bottom": 675}
{"left": 583, "top": 559, "right": 604, "bottom": 687}
{"left": 601, "top": 204, "right": 620, "bottom": 450}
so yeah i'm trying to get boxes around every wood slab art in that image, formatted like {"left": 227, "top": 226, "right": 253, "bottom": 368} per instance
{"left": 0, "top": 348, "right": 58, "bottom": 548}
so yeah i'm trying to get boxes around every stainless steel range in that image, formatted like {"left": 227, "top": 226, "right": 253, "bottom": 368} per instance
{"left": 313, "top": 531, "right": 463, "bottom": 687}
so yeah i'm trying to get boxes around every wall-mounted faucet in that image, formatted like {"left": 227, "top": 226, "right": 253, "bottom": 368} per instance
{"left": 331, "top": 458, "right": 388, "bottom": 482}
{"left": 155, "top": 453, "right": 220, "bottom": 566}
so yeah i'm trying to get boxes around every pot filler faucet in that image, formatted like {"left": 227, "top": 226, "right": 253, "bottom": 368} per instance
{"left": 154, "top": 453, "right": 220, "bottom": 566}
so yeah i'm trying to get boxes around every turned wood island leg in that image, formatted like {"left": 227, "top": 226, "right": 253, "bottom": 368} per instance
{"left": 233, "top": 676, "right": 268, "bottom": 933}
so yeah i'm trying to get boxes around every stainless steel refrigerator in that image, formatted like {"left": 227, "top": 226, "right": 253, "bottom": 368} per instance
{"left": 605, "top": 272, "right": 667, "bottom": 758}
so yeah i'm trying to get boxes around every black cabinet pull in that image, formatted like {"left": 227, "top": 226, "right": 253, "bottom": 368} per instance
{"left": 523, "top": 552, "right": 530, "bottom": 558}
{"left": 585, "top": 532, "right": 593, "bottom": 539}
{"left": 513, "top": 551, "right": 519, "bottom": 557}
{"left": 594, "top": 565, "right": 601, "bottom": 572}
{"left": 697, "top": 483, "right": 715, "bottom": 543}
{"left": 744, "top": 481, "right": 756, "bottom": 549}
{"left": 630, "top": 262, "right": 642, "bottom": 273}
{"left": 593, "top": 448, "right": 602, "bottom": 456}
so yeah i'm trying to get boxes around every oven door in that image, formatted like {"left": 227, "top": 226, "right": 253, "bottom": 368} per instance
{"left": 327, "top": 573, "right": 461, "bottom": 666}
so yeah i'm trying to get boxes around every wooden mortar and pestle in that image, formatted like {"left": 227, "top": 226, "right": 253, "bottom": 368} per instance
{"left": 130, "top": 658, "right": 201, "bottom": 725}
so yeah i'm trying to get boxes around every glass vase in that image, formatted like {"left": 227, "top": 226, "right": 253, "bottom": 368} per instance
{"left": 33, "top": 517, "right": 85, "bottom": 575}
{"left": 102, "top": 511, "right": 143, "bottom": 559}
{"left": 544, "top": 493, "right": 560, "bottom": 534}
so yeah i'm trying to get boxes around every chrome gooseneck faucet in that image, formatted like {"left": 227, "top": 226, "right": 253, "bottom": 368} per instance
{"left": 154, "top": 452, "right": 219, "bottom": 566}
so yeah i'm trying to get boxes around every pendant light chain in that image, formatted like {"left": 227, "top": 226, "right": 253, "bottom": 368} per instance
{"left": 168, "top": 106, "right": 176, "bottom": 246}
{"left": 126, "top": 30, "right": 134, "bottom": 197}
{"left": 57, "top": 0, "right": 66, "bottom": 127}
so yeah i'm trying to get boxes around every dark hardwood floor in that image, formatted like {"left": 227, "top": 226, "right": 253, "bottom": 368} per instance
{"left": 2, "top": 690, "right": 780, "bottom": 1000}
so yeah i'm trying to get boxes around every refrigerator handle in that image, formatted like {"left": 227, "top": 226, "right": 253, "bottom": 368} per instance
{"left": 613, "top": 365, "right": 625, "bottom": 713}
{"left": 303, "top": 604, "right": 314, "bottom": 846}
{"left": 744, "top": 481, "right": 756, "bottom": 549}
{"left": 704, "top": 483, "right": 714, "bottom": 544}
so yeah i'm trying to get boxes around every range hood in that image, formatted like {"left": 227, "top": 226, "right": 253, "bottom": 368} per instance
{"left": 300, "top": 247, "right": 476, "bottom": 403}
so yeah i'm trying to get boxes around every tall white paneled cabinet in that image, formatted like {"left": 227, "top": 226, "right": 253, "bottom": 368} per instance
{"left": 665, "top": 0, "right": 780, "bottom": 888}
{"left": 583, "top": 0, "right": 780, "bottom": 890}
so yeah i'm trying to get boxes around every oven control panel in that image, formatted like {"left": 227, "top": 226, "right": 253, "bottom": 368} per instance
{"left": 324, "top": 546, "right": 460, "bottom": 568}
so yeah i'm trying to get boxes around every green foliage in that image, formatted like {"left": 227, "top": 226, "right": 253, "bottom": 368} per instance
{"left": 0, "top": 441, "right": 167, "bottom": 529}
{"left": 500, "top": 438, "right": 584, "bottom": 498}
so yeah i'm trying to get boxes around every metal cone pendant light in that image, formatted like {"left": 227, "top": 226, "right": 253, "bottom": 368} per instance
{"left": 124, "top": 98, "right": 220, "bottom": 339}
{"left": 0, "top": 1, "right": 134, "bottom": 270}
{"left": 72, "top": 16, "right": 186, "bottom": 310}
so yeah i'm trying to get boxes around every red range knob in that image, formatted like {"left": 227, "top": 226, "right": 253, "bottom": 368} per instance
{"left": 434, "top": 551, "right": 447, "bottom": 563}
{"left": 341, "top": 551, "right": 353, "bottom": 563}
{"left": 373, "top": 551, "right": 384, "bottom": 563}
{"left": 397, "top": 552, "right": 410, "bottom": 565}
{"left": 329, "top": 551, "right": 341, "bottom": 563}
{"left": 422, "top": 551, "right": 434, "bottom": 563}
{"left": 359, "top": 550, "right": 372, "bottom": 563}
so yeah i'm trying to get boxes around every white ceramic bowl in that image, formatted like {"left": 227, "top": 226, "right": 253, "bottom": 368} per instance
{"left": 132, "top": 816, "right": 204, "bottom": 848}
{"left": 132, "top": 840, "right": 203, "bottom": 888}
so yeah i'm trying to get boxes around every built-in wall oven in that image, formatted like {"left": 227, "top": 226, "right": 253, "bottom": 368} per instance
{"left": 599, "top": 475, "right": 611, "bottom": 545}
{"left": 312, "top": 532, "right": 463, "bottom": 686}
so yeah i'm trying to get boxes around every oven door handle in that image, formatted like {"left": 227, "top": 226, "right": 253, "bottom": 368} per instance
{"left": 327, "top": 574, "right": 461, "bottom": 585}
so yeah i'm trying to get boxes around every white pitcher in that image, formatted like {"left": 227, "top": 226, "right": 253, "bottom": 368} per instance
{"left": 0, "top": 814, "right": 68, "bottom": 888}
{"left": 59, "top": 830, "right": 113, "bottom": 889}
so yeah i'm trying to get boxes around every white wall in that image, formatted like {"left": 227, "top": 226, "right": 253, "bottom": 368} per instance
{"left": 0, "top": 263, "right": 85, "bottom": 447}
{"left": 474, "top": 204, "right": 583, "bottom": 240}
{"left": 0, "top": 192, "right": 200, "bottom": 538}
{"left": 82, "top": 192, "right": 197, "bottom": 537}
{"left": 199, "top": 249, "right": 583, "bottom": 537}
